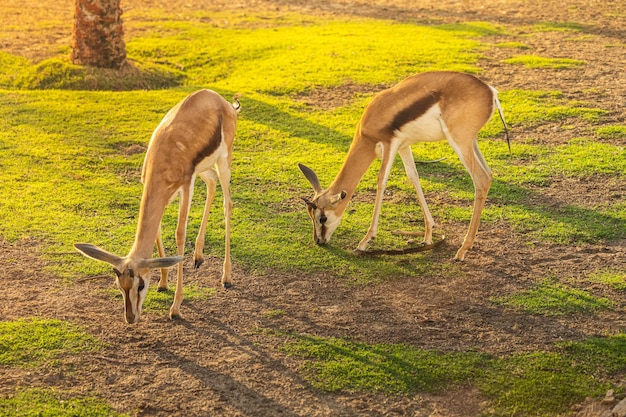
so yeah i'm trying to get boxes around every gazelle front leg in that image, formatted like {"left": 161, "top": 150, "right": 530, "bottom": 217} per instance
{"left": 356, "top": 142, "right": 399, "bottom": 251}
{"left": 169, "top": 182, "right": 194, "bottom": 320}
{"left": 193, "top": 169, "right": 218, "bottom": 269}
{"left": 154, "top": 225, "right": 170, "bottom": 291}
{"left": 398, "top": 147, "right": 436, "bottom": 245}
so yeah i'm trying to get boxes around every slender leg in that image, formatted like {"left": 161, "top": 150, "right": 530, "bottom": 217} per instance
{"left": 216, "top": 159, "right": 232, "bottom": 288}
{"left": 169, "top": 181, "right": 194, "bottom": 320}
{"left": 154, "top": 224, "right": 169, "bottom": 291}
{"left": 398, "top": 146, "right": 435, "bottom": 245}
{"left": 440, "top": 119, "right": 492, "bottom": 261}
{"left": 193, "top": 168, "right": 218, "bottom": 269}
{"left": 356, "top": 141, "right": 400, "bottom": 251}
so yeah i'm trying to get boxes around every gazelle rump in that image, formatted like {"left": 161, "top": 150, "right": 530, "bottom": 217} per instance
{"left": 299, "top": 71, "right": 508, "bottom": 261}
{"left": 75, "top": 89, "right": 240, "bottom": 323}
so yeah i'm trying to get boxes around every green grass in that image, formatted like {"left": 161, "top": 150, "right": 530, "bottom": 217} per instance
{"left": 0, "top": 318, "right": 101, "bottom": 366}
{"left": 491, "top": 280, "right": 614, "bottom": 316}
{"left": 0, "top": 13, "right": 618, "bottom": 283}
{"left": 0, "top": 320, "right": 119, "bottom": 416}
{"left": 587, "top": 269, "right": 626, "bottom": 291}
{"left": 0, "top": 388, "right": 127, "bottom": 417}
{"left": 282, "top": 334, "right": 489, "bottom": 394}
{"left": 504, "top": 55, "right": 585, "bottom": 69}
{"left": 140, "top": 285, "right": 217, "bottom": 313}
{"left": 495, "top": 41, "right": 530, "bottom": 49}
{"left": 596, "top": 125, "right": 626, "bottom": 139}
{"left": 283, "top": 333, "right": 625, "bottom": 416}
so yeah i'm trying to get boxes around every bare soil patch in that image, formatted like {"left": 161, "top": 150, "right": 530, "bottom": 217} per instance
{"left": 1, "top": 1, "right": 625, "bottom": 416}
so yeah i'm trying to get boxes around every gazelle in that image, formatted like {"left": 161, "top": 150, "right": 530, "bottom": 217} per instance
{"left": 75, "top": 89, "right": 240, "bottom": 323}
{"left": 299, "top": 71, "right": 508, "bottom": 261}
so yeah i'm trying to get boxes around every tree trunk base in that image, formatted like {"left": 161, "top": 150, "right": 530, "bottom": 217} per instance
{"left": 71, "top": 0, "right": 126, "bottom": 69}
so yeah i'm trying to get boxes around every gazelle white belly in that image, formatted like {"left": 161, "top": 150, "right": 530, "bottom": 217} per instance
{"left": 393, "top": 104, "right": 445, "bottom": 149}
{"left": 194, "top": 140, "right": 228, "bottom": 174}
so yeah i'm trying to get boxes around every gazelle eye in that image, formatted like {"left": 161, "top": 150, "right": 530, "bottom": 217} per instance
{"left": 138, "top": 280, "right": 145, "bottom": 292}
{"left": 320, "top": 214, "right": 327, "bottom": 224}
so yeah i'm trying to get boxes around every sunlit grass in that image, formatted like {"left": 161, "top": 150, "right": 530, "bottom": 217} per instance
{"left": 504, "top": 55, "right": 585, "bottom": 69}
{"left": 0, "top": 388, "right": 127, "bottom": 417}
{"left": 141, "top": 285, "right": 218, "bottom": 313}
{"left": 282, "top": 332, "right": 625, "bottom": 416}
{"left": 587, "top": 269, "right": 626, "bottom": 291}
{"left": 0, "top": 318, "right": 102, "bottom": 367}
{"left": 596, "top": 125, "right": 626, "bottom": 139}
{"left": 491, "top": 280, "right": 614, "bottom": 316}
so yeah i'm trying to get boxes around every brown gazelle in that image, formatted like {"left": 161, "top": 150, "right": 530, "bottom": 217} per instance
{"left": 75, "top": 90, "right": 240, "bottom": 323}
{"left": 299, "top": 71, "right": 508, "bottom": 261}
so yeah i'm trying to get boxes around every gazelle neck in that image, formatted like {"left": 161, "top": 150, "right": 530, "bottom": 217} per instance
{"left": 328, "top": 131, "right": 378, "bottom": 214}
{"left": 129, "top": 181, "right": 171, "bottom": 259}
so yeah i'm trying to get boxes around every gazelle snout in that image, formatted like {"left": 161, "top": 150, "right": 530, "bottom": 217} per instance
{"left": 311, "top": 210, "right": 342, "bottom": 246}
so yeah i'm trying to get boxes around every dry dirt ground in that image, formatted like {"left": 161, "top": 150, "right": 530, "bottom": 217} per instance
{"left": 1, "top": 1, "right": 626, "bottom": 416}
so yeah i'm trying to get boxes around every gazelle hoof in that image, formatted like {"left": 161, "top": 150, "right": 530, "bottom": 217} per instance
{"left": 194, "top": 259, "right": 204, "bottom": 269}
{"left": 222, "top": 282, "right": 233, "bottom": 289}
{"left": 156, "top": 286, "right": 168, "bottom": 292}
{"left": 169, "top": 311, "right": 182, "bottom": 320}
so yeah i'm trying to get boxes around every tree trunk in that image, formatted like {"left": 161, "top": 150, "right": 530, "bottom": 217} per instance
{"left": 71, "top": 0, "right": 126, "bottom": 69}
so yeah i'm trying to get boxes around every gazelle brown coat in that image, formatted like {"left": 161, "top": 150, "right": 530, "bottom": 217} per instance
{"left": 299, "top": 71, "right": 508, "bottom": 260}
{"left": 75, "top": 89, "right": 240, "bottom": 323}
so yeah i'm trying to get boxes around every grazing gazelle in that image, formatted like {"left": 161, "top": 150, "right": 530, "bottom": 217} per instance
{"left": 299, "top": 71, "right": 508, "bottom": 261}
{"left": 75, "top": 90, "right": 241, "bottom": 323}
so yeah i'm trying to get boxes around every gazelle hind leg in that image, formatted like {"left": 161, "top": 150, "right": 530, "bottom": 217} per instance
{"left": 440, "top": 119, "right": 492, "bottom": 261}
{"left": 357, "top": 141, "right": 400, "bottom": 251}
{"left": 398, "top": 147, "right": 435, "bottom": 245}
{"left": 155, "top": 225, "right": 169, "bottom": 291}
{"left": 169, "top": 181, "right": 194, "bottom": 320}
{"left": 193, "top": 168, "right": 218, "bottom": 269}
{"left": 216, "top": 159, "right": 233, "bottom": 288}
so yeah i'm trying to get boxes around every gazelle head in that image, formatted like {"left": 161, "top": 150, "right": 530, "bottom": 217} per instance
{"left": 74, "top": 243, "right": 183, "bottom": 324}
{"left": 298, "top": 163, "right": 347, "bottom": 245}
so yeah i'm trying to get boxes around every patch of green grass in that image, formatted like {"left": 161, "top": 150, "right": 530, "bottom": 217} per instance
{"left": 281, "top": 334, "right": 489, "bottom": 394}
{"left": 596, "top": 125, "right": 626, "bottom": 139}
{"left": 15, "top": 58, "right": 183, "bottom": 90}
{"left": 0, "top": 388, "right": 127, "bottom": 417}
{"left": 1, "top": 14, "right": 493, "bottom": 93}
{"left": 495, "top": 41, "right": 530, "bottom": 49}
{"left": 0, "top": 11, "right": 620, "bottom": 286}
{"left": 531, "top": 22, "right": 587, "bottom": 32}
{"left": 0, "top": 55, "right": 182, "bottom": 90}
{"left": 128, "top": 16, "right": 489, "bottom": 94}
{"left": 283, "top": 333, "right": 626, "bottom": 416}
{"left": 141, "top": 284, "right": 217, "bottom": 313}
{"left": 480, "top": 351, "right": 609, "bottom": 416}
{"left": 587, "top": 269, "right": 626, "bottom": 291}
{"left": 0, "top": 51, "right": 29, "bottom": 87}
{"left": 503, "top": 202, "right": 626, "bottom": 244}
{"left": 538, "top": 138, "right": 626, "bottom": 176}
{"left": 480, "top": 90, "right": 606, "bottom": 139}
{"left": 491, "top": 280, "right": 614, "bottom": 316}
{"left": 504, "top": 55, "right": 585, "bottom": 69}
{"left": 262, "top": 309, "right": 287, "bottom": 318}
{"left": 0, "top": 318, "right": 102, "bottom": 367}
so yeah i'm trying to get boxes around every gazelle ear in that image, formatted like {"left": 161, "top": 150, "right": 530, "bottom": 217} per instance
{"left": 298, "top": 163, "right": 322, "bottom": 193}
{"left": 139, "top": 256, "right": 185, "bottom": 269}
{"left": 74, "top": 243, "right": 124, "bottom": 269}
{"left": 329, "top": 190, "right": 347, "bottom": 206}
{"left": 302, "top": 197, "right": 317, "bottom": 210}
